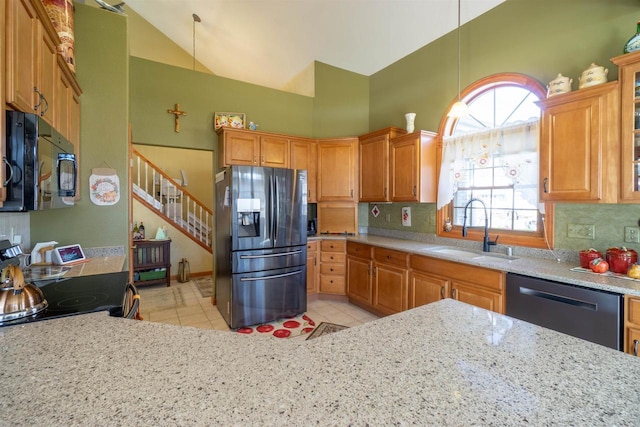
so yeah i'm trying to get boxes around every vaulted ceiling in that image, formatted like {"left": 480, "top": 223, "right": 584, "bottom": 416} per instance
{"left": 120, "top": 0, "right": 506, "bottom": 93}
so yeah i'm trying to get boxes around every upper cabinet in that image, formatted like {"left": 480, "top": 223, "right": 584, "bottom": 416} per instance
{"left": 389, "top": 130, "right": 437, "bottom": 202}
{"left": 612, "top": 51, "right": 640, "bottom": 203}
{"left": 317, "top": 137, "right": 358, "bottom": 202}
{"left": 538, "top": 81, "right": 619, "bottom": 203}
{"left": 5, "top": 0, "right": 81, "bottom": 133}
{"left": 358, "top": 127, "right": 405, "bottom": 202}
{"left": 290, "top": 138, "right": 317, "bottom": 203}
{"left": 217, "top": 128, "right": 290, "bottom": 169}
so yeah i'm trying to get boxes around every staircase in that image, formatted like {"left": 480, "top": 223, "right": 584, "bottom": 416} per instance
{"left": 131, "top": 149, "right": 212, "bottom": 252}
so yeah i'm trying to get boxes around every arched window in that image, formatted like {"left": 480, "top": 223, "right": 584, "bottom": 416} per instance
{"left": 436, "top": 73, "right": 554, "bottom": 249}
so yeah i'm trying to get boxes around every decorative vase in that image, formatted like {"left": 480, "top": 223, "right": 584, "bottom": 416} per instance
{"left": 405, "top": 113, "right": 416, "bottom": 133}
{"left": 624, "top": 20, "right": 640, "bottom": 54}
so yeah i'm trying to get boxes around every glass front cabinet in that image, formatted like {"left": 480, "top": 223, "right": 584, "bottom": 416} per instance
{"left": 612, "top": 51, "right": 640, "bottom": 202}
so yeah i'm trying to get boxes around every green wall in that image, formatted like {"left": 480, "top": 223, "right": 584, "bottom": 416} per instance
{"left": 366, "top": 0, "right": 640, "bottom": 253}
{"left": 30, "top": 4, "right": 130, "bottom": 254}
{"left": 312, "top": 61, "right": 370, "bottom": 138}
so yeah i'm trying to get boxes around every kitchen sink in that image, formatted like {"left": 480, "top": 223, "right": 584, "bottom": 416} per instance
{"left": 426, "top": 247, "right": 518, "bottom": 262}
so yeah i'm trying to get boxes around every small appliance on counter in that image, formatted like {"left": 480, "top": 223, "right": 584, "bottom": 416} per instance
{"left": 307, "top": 219, "right": 317, "bottom": 236}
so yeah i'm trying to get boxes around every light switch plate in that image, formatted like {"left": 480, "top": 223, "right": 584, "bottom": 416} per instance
{"left": 567, "top": 224, "right": 595, "bottom": 240}
{"left": 625, "top": 226, "right": 640, "bottom": 243}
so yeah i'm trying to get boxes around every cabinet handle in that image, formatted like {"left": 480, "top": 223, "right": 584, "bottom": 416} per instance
{"left": 373, "top": 266, "right": 377, "bottom": 277}
{"left": 413, "top": 185, "right": 417, "bottom": 196}
{"left": 367, "top": 265, "right": 370, "bottom": 275}
{"left": 452, "top": 288, "right": 457, "bottom": 299}
{"left": 254, "top": 156, "right": 257, "bottom": 164}
{"left": 351, "top": 189, "right": 354, "bottom": 198}
{"left": 384, "top": 187, "right": 387, "bottom": 198}
{"left": 33, "top": 87, "right": 42, "bottom": 111}
{"left": 543, "top": 177, "right": 548, "bottom": 193}
{"left": 440, "top": 286, "right": 445, "bottom": 299}
{"left": 634, "top": 339, "right": 639, "bottom": 356}
{"left": 262, "top": 156, "right": 265, "bottom": 163}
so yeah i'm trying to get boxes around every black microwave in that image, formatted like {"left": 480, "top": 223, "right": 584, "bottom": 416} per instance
{"left": 2, "top": 111, "right": 77, "bottom": 211}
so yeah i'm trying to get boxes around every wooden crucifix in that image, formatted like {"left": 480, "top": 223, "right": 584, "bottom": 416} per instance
{"left": 167, "top": 103, "right": 187, "bottom": 132}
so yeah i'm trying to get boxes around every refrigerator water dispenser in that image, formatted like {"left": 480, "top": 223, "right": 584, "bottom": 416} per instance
{"left": 237, "top": 198, "right": 260, "bottom": 237}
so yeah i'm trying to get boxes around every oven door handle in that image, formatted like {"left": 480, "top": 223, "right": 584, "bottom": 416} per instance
{"left": 239, "top": 269, "right": 303, "bottom": 282}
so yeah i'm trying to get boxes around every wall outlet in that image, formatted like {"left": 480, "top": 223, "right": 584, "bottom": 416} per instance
{"left": 385, "top": 213, "right": 391, "bottom": 223}
{"left": 567, "top": 224, "right": 595, "bottom": 240}
{"left": 625, "top": 226, "right": 640, "bottom": 243}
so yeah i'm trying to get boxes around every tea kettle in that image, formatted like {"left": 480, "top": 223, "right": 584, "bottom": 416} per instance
{"left": 0, "top": 265, "right": 48, "bottom": 323}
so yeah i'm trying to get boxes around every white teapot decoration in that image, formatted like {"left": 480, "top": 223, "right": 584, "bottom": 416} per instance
{"left": 547, "top": 73, "right": 573, "bottom": 97}
{"left": 578, "top": 63, "right": 608, "bottom": 89}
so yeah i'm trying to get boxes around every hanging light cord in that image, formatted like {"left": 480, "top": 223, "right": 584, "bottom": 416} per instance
{"left": 192, "top": 13, "right": 201, "bottom": 71}
{"left": 457, "top": 0, "right": 461, "bottom": 102}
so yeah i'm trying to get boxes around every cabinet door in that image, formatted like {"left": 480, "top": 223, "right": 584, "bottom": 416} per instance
{"left": 317, "top": 139, "right": 357, "bottom": 201}
{"left": 290, "top": 139, "right": 317, "bottom": 202}
{"left": 55, "top": 68, "right": 71, "bottom": 139}
{"left": 6, "top": 0, "right": 39, "bottom": 113}
{"left": 612, "top": 51, "right": 640, "bottom": 202}
{"left": 627, "top": 327, "right": 640, "bottom": 357}
{"left": 373, "top": 263, "right": 407, "bottom": 316}
{"left": 451, "top": 280, "right": 502, "bottom": 313}
{"left": 220, "top": 130, "right": 260, "bottom": 167}
{"left": 409, "top": 270, "right": 449, "bottom": 309}
{"left": 390, "top": 136, "right": 418, "bottom": 201}
{"left": 359, "top": 135, "right": 389, "bottom": 202}
{"left": 38, "top": 27, "right": 56, "bottom": 125}
{"left": 260, "top": 135, "right": 289, "bottom": 168}
{"left": 306, "top": 250, "right": 318, "bottom": 294}
{"left": 347, "top": 256, "right": 372, "bottom": 306}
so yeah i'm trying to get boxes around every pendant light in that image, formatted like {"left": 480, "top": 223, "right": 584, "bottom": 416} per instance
{"left": 192, "top": 13, "right": 201, "bottom": 71}
{"left": 448, "top": 0, "right": 468, "bottom": 118}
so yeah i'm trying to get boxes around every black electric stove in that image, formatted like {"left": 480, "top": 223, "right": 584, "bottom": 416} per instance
{"left": 0, "top": 271, "right": 130, "bottom": 327}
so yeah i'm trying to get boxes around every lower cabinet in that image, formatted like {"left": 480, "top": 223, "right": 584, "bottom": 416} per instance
{"left": 346, "top": 242, "right": 373, "bottom": 307}
{"left": 319, "top": 240, "right": 346, "bottom": 295}
{"left": 410, "top": 254, "right": 505, "bottom": 314}
{"left": 625, "top": 295, "right": 640, "bottom": 356}
{"left": 306, "top": 240, "right": 319, "bottom": 295}
{"left": 372, "top": 247, "right": 409, "bottom": 316}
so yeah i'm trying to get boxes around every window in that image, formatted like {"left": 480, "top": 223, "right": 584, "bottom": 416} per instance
{"left": 436, "top": 73, "right": 553, "bottom": 249}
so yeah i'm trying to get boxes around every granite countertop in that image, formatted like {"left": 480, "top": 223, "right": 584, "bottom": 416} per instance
{"left": 2, "top": 299, "right": 639, "bottom": 425}
{"left": 311, "top": 234, "right": 640, "bottom": 297}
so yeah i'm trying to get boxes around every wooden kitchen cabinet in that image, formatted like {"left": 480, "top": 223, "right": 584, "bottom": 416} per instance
{"left": 319, "top": 239, "right": 346, "bottom": 295}
{"left": 409, "top": 270, "right": 449, "bottom": 309}
{"left": 624, "top": 295, "right": 640, "bottom": 356}
{"left": 317, "top": 202, "right": 357, "bottom": 235}
{"left": 290, "top": 138, "right": 317, "bottom": 202}
{"left": 38, "top": 24, "right": 56, "bottom": 125}
{"left": 6, "top": 0, "right": 39, "bottom": 114}
{"left": 216, "top": 128, "right": 296, "bottom": 169}
{"left": 317, "top": 138, "right": 358, "bottom": 202}
{"left": 306, "top": 240, "right": 319, "bottom": 295}
{"left": 358, "top": 127, "right": 405, "bottom": 202}
{"left": 410, "top": 254, "right": 505, "bottom": 314}
{"left": 346, "top": 241, "right": 373, "bottom": 307}
{"left": 611, "top": 51, "right": 640, "bottom": 202}
{"left": 372, "top": 247, "right": 409, "bottom": 316}
{"left": 390, "top": 130, "right": 437, "bottom": 202}
{"left": 538, "top": 81, "right": 619, "bottom": 203}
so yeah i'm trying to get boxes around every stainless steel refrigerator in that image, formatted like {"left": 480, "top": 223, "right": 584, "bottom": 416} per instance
{"left": 215, "top": 166, "right": 307, "bottom": 329}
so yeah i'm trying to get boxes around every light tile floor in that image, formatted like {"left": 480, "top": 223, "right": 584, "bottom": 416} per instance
{"left": 138, "top": 280, "right": 379, "bottom": 335}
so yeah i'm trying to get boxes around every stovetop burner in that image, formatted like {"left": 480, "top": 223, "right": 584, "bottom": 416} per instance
{"left": 0, "top": 271, "right": 130, "bottom": 327}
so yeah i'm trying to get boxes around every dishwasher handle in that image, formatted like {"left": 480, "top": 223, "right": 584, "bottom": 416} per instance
{"left": 519, "top": 286, "right": 597, "bottom": 311}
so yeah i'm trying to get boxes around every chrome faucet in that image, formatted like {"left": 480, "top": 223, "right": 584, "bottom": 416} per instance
{"left": 462, "top": 198, "right": 499, "bottom": 252}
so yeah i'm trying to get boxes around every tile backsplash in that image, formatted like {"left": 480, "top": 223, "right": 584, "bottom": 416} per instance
{"left": 0, "top": 212, "right": 30, "bottom": 250}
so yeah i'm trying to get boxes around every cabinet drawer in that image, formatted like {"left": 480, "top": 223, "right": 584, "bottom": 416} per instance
{"left": 321, "top": 252, "right": 346, "bottom": 264}
{"left": 320, "top": 263, "right": 346, "bottom": 276}
{"left": 628, "top": 296, "right": 640, "bottom": 325}
{"left": 347, "top": 241, "right": 372, "bottom": 259}
{"left": 410, "top": 254, "right": 504, "bottom": 292}
{"left": 374, "top": 247, "right": 408, "bottom": 268}
{"left": 307, "top": 240, "right": 318, "bottom": 252}
{"left": 320, "top": 240, "right": 346, "bottom": 252}
{"left": 320, "top": 275, "right": 346, "bottom": 294}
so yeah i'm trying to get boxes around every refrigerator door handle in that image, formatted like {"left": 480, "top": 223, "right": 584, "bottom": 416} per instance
{"left": 240, "top": 250, "right": 303, "bottom": 259}
{"left": 268, "top": 174, "right": 275, "bottom": 242}
{"left": 274, "top": 177, "right": 279, "bottom": 244}
{"left": 239, "top": 269, "right": 303, "bottom": 282}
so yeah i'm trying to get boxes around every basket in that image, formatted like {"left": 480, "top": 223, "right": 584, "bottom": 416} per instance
{"left": 138, "top": 270, "right": 167, "bottom": 281}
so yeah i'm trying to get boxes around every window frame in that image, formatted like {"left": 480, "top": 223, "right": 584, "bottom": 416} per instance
{"left": 436, "top": 73, "right": 554, "bottom": 249}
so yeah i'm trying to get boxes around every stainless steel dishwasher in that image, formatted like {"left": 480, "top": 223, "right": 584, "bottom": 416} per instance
{"left": 506, "top": 273, "right": 623, "bottom": 350}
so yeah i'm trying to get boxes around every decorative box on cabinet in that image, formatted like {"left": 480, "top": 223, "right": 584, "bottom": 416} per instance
{"left": 537, "top": 81, "right": 619, "bottom": 203}
{"left": 319, "top": 240, "right": 346, "bottom": 295}
{"left": 612, "top": 51, "right": 640, "bottom": 202}
{"left": 358, "top": 127, "right": 406, "bottom": 202}
{"left": 133, "top": 239, "right": 171, "bottom": 287}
